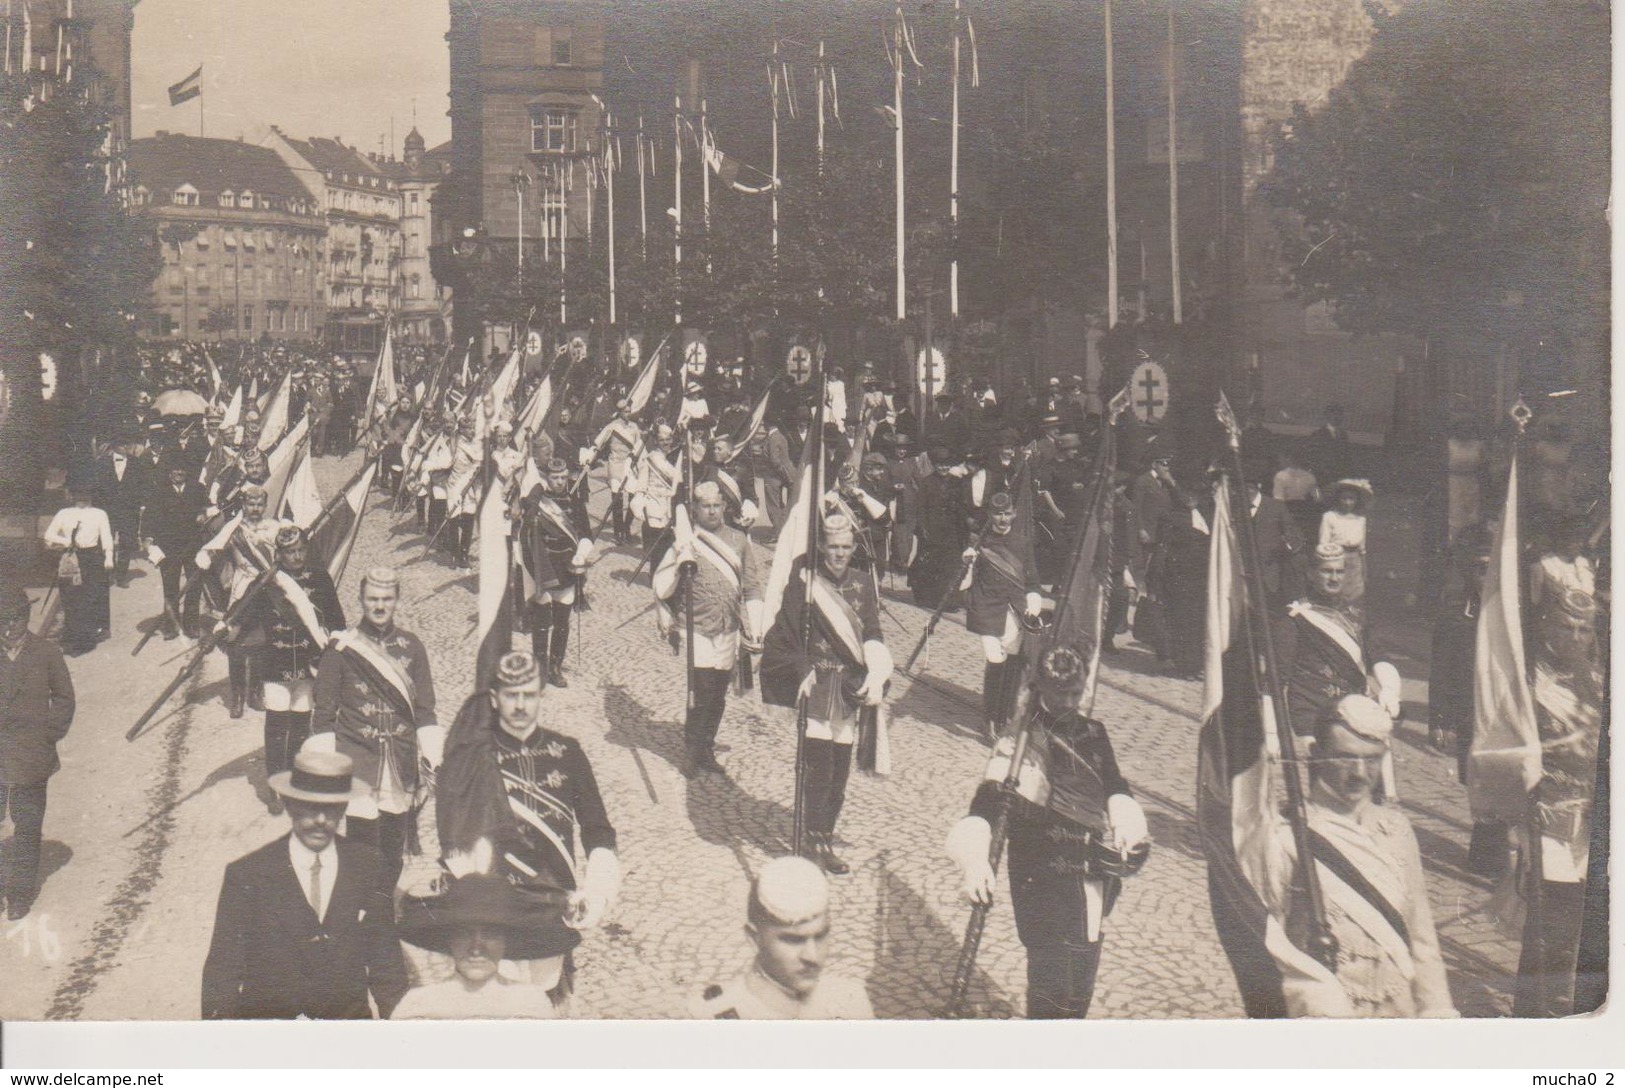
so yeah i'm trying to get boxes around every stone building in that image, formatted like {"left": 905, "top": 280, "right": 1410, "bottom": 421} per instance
{"left": 265, "top": 128, "right": 404, "bottom": 358}
{"left": 383, "top": 128, "right": 454, "bottom": 345}
{"left": 128, "top": 133, "right": 327, "bottom": 341}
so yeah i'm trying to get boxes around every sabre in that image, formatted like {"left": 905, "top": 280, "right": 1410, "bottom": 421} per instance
{"left": 902, "top": 543, "right": 980, "bottom": 675}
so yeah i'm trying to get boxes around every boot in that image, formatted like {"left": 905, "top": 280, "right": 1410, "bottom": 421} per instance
{"left": 548, "top": 603, "right": 572, "bottom": 687}
{"left": 982, "top": 660, "right": 1005, "bottom": 742}
{"left": 815, "top": 832, "right": 850, "bottom": 876}
{"left": 227, "top": 682, "right": 245, "bottom": 720}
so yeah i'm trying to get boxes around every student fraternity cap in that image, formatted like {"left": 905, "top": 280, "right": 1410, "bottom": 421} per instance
{"left": 360, "top": 566, "right": 399, "bottom": 592}
{"left": 275, "top": 524, "right": 308, "bottom": 549}
{"left": 1553, "top": 588, "right": 1599, "bottom": 622}
{"left": 989, "top": 492, "right": 1014, "bottom": 513}
{"left": 752, "top": 856, "right": 829, "bottom": 926}
{"left": 821, "top": 512, "right": 855, "bottom": 537}
{"left": 1313, "top": 543, "right": 1346, "bottom": 565}
{"left": 495, "top": 650, "right": 541, "bottom": 688}
{"left": 545, "top": 458, "right": 569, "bottom": 475}
{"left": 1328, "top": 694, "right": 1393, "bottom": 744}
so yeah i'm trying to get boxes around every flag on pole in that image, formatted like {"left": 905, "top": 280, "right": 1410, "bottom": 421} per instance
{"left": 728, "top": 382, "right": 774, "bottom": 452}
{"left": 473, "top": 480, "right": 515, "bottom": 692}
{"left": 248, "top": 375, "right": 260, "bottom": 411}
{"left": 220, "top": 382, "right": 244, "bottom": 432}
{"left": 486, "top": 346, "right": 521, "bottom": 420}
{"left": 262, "top": 415, "right": 309, "bottom": 519}
{"left": 624, "top": 337, "right": 665, "bottom": 418}
{"left": 167, "top": 65, "right": 201, "bottom": 106}
{"left": 282, "top": 441, "right": 323, "bottom": 528}
{"left": 311, "top": 461, "right": 377, "bottom": 586}
{"left": 1468, "top": 450, "right": 1542, "bottom": 819}
{"left": 1196, "top": 477, "right": 1347, "bottom": 1019}
{"left": 515, "top": 374, "right": 553, "bottom": 440}
{"left": 760, "top": 405, "right": 825, "bottom": 637}
{"left": 361, "top": 329, "right": 398, "bottom": 430}
{"left": 258, "top": 372, "right": 291, "bottom": 451}
{"left": 204, "top": 350, "right": 222, "bottom": 402}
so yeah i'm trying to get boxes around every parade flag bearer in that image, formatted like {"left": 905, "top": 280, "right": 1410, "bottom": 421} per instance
{"left": 517, "top": 458, "right": 597, "bottom": 687}
{"left": 959, "top": 490, "right": 1042, "bottom": 740}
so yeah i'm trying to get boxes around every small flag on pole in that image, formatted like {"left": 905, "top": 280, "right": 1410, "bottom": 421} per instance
{"left": 311, "top": 462, "right": 377, "bottom": 586}
{"left": 168, "top": 66, "right": 202, "bottom": 107}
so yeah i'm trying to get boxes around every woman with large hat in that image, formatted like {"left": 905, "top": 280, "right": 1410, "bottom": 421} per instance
{"left": 1320, "top": 478, "right": 1374, "bottom": 606}
{"left": 392, "top": 875, "right": 558, "bottom": 1019}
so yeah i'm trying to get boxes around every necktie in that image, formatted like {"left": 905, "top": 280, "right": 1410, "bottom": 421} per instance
{"left": 308, "top": 853, "right": 323, "bottom": 918}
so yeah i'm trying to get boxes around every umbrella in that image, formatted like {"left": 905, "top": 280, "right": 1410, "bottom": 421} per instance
{"left": 153, "top": 389, "right": 209, "bottom": 416}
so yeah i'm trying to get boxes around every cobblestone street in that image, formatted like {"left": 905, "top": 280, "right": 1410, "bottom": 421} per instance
{"left": 0, "top": 451, "right": 1523, "bottom": 1021}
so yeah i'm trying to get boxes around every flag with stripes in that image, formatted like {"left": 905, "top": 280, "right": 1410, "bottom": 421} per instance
{"left": 759, "top": 395, "right": 826, "bottom": 638}
{"left": 310, "top": 461, "right": 377, "bottom": 587}
{"left": 474, "top": 479, "right": 515, "bottom": 693}
{"left": 258, "top": 372, "right": 291, "bottom": 451}
{"left": 219, "top": 382, "right": 243, "bottom": 432}
{"left": 261, "top": 415, "right": 309, "bottom": 520}
{"left": 282, "top": 441, "right": 323, "bottom": 528}
{"left": 1196, "top": 476, "right": 1345, "bottom": 1019}
{"left": 361, "top": 330, "right": 398, "bottom": 431}
{"left": 168, "top": 65, "right": 202, "bottom": 107}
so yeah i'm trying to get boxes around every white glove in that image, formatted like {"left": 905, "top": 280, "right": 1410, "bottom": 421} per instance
{"left": 571, "top": 538, "right": 594, "bottom": 569}
{"left": 1024, "top": 592, "right": 1043, "bottom": 618}
{"left": 1106, "top": 793, "right": 1149, "bottom": 853}
{"left": 961, "top": 546, "right": 979, "bottom": 563}
{"left": 416, "top": 724, "right": 446, "bottom": 770}
{"left": 577, "top": 447, "right": 593, "bottom": 467}
{"left": 195, "top": 549, "right": 213, "bottom": 570}
{"left": 856, "top": 640, "right": 893, "bottom": 706}
{"left": 1372, "top": 661, "right": 1403, "bottom": 719}
{"left": 739, "top": 499, "right": 759, "bottom": 525}
{"left": 567, "top": 848, "right": 621, "bottom": 929}
{"left": 945, "top": 816, "right": 995, "bottom": 905}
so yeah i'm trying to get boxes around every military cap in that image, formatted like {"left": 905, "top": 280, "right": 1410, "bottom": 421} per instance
{"left": 751, "top": 856, "right": 829, "bottom": 927}
{"left": 495, "top": 650, "right": 540, "bottom": 688}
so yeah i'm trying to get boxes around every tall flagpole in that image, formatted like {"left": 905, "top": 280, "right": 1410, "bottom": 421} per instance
{"left": 674, "top": 95, "right": 683, "bottom": 327}
{"left": 1166, "top": 0, "right": 1183, "bottom": 324}
{"left": 637, "top": 114, "right": 648, "bottom": 262}
{"left": 560, "top": 163, "right": 569, "bottom": 325}
{"left": 701, "top": 97, "right": 712, "bottom": 276}
{"left": 950, "top": 0, "right": 962, "bottom": 318}
{"left": 1104, "top": 0, "right": 1119, "bottom": 329}
{"left": 893, "top": 5, "right": 906, "bottom": 323}
{"left": 607, "top": 113, "right": 618, "bottom": 326}
{"left": 770, "top": 45, "right": 781, "bottom": 265}
{"left": 816, "top": 40, "right": 827, "bottom": 177}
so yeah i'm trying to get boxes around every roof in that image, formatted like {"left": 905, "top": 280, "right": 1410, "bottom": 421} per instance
{"left": 283, "top": 134, "right": 390, "bottom": 184}
{"left": 128, "top": 134, "right": 309, "bottom": 202}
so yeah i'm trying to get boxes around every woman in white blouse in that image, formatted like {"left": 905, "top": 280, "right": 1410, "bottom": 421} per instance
{"left": 1320, "top": 479, "right": 1372, "bottom": 608}
{"left": 43, "top": 481, "right": 114, "bottom": 655}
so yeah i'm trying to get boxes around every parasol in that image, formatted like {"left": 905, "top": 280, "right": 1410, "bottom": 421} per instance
{"left": 153, "top": 389, "right": 209, "bottom": 416}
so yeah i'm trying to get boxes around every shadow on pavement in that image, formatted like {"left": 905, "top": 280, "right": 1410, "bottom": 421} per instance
{"left": 121, "top": 748, "right": 264, "bottom": 841}
{"left": 869, "top": 861, "right": 1016, "bottom": 1019}
{"left": 889, "top": 670, "right": 986, "bottom": 743}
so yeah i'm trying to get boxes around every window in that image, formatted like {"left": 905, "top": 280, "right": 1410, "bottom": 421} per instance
{"left": 408, "top": 192, "right": 419, "bottom": 212}
{"left": 265, "top": 231, "right": 276, "bottom": 251}
{"left": 133, "top": 185, "right": 150, "bottom": 206}
{"left": 531, "top": 108, "right": 578, "bottom": 153}
{"left": 223, "top": 230, "right": 237, "bottom": 249}
{"left": 219, "top": 190, "right": 235, "bottom": 208}
{"left": 244, "top": 231, "right": 256, "bottom": 251}
{"left": 409, "top": 273, "right": 421, "bottom": 300}
{"left": 244, "top": 308, "right": 253, "bottom": 333}
{"left": 241, "top": 190, "right": 254, "bottom": 209}
{"left": 552, "top": 28, "right": 572, "bottom": 65}
{"left": 173, "top": 184, "right": 198, "bottom": 206}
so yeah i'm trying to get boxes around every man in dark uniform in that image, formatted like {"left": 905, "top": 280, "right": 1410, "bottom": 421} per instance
{"left": 517, "top": 458, "right": 596, "bottom": 688}
{"left": 309, "top": 566, "right": 442, "bottom": 895}
{"left": 946, "top": 645, "right": 1149, "bottom": 1019}
{"left": 1275, "top": 543, "right": 1402, "bottom": 737}
{"left": 760, "top": 514, "right": 892, "bottom": 875}
{"left": 702, "top": 433, "right": 760, "bottom": 531}
{"left": 883, "top": 433, "right": 921, "bottom": 577}
{"left": 1036, "top": 433, "right": 1092, "bottom": 585}
{"left": 232, "top": 525, "right": 346, "bottom": 813}
{"left": 909, "top": 448, "right": 970, "bottom": 610}
{"left": 436, "top": 651, "right": 621, "bottom": 1009}
{"left": 146, "top": 462, "right": 208, "bottom": 638}
{"left": 652, "top": 482, "right": 765, "bottom": 777}
{"left": 94, "top": 434, "right": 149, "bottom": 588}
{"left": 968, "top": 430, "right": 1022, "bottom": 530}
{"left": 960, "top": 492, "right": 1043, "bottom": 740}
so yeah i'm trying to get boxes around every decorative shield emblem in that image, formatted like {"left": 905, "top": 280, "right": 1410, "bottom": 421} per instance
{"left": 619, "top": 335, "right": 642, "bottom": 370}
{"left": 569, "top": 335, "right": 589, "bottom": 364}
{"left": 915, "top": 346, "right": 945, "bottom": 395}
{"left": 524, "top": 330, "right": 544, "bottom": 359}
{"left": 1130, "top": 359, "right": 1169, "bottom": 425}
{"left": 684, "top": 338, "right": 709, "bottom": 375}
{"left": 786, "top": 345, "right": 814, "bottom": 386}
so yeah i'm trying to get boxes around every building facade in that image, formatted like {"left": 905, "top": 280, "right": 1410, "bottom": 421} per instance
{"left": 387, "top": 129, "right": 453, "bottom": 345}
{"left": 265, "top": 129, "right": 404, "bottom": 358}
{"left": 128, "top": 133, "right": 326, "bottom": 341}
{"left": 437, "top": 0, "right": 605, "bottom": 351}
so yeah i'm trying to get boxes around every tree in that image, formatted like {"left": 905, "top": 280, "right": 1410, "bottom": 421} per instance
{"left": 1259, "top": 1, "right": 1608, "bottom": 387}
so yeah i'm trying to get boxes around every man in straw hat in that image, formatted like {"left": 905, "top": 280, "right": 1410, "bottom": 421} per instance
{"left": 392, "top": 874, "right": 557, "bottom": 1019}
{"left": 946, "top": 645, "right": 1148, "bottom": 1019}
{"left": 1245, "top": 695, "right": 1455, "bottom": 1018}
{"left": 308, "top": 566, "right": 442, "bottom": 895}
{"left": 687, "top": 855, "right": 873, "bottom": 1019}
{"left": 202, "top": 750, "right": 409, "bottom": 1020}
{"left": 436, "top": 651, "right": 621, "bottom": 1009}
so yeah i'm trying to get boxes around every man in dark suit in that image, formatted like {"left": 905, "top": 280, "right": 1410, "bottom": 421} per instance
{"left": 1245, "top": 477, "right": 1307, "bottom": 611}
{"left": 0, "top": 586, "right": 75, "bottom": 921}
{"left": 145, "top": 463, "right": 208, "bottom": 638}
{"left": 202, "top": 750, "right": 409, "bottom": 1020}
{"left": 94, "top": 435, "right": 149, "bottom": 588}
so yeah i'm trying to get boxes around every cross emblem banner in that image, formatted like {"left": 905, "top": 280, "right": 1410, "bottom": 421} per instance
{"left": 1131, "top": 359, "right": 1169, "bottom": 424}
{"left": 786, "top": 345, "right": 813, "bottom": 385}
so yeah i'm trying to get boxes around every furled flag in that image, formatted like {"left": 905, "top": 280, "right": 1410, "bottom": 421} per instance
{"left": 514, "top": 374, "right": 553, "bottom": 442}
{"left": 702, "top": 130, "right": 777, "bottom": 196}
{"left": 257, "top": 371, "right": 291, "bottom": 451}
{"left": 204, "top": 350, "right": 223, "bottom": 402}
{"left": 1468, "top": 449, "right": 1541, "bottom": 819}
{"left": 485, "top": 345, "right": 521, "bottom": 421}
{"left": 473, "top": 478, "right": 515, "bottom": 693}
{"left": 219, "top": 382, "right": 244, "bottom": 433}
{"left": 1040, "top": 417, "right": 1117, "bottom": 716}
{"left": 281, "top": 440, "right": 324, "bottom": 529}
{"left": 310, "top": 462, "right": 377, "bottom": 586}
{"left": 1195, "top": 475, "right": 1348, "bottom": 1019}
{"left": 167, "top": 65, "right": 202, "bottom": 107}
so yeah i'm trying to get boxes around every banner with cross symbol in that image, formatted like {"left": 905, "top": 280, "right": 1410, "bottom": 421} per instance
{"left": 786, "top": 344, "right": 814, "bottom": 386}
{"left": 1130, "top": 357, "right": 1170, "bottom": 425}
